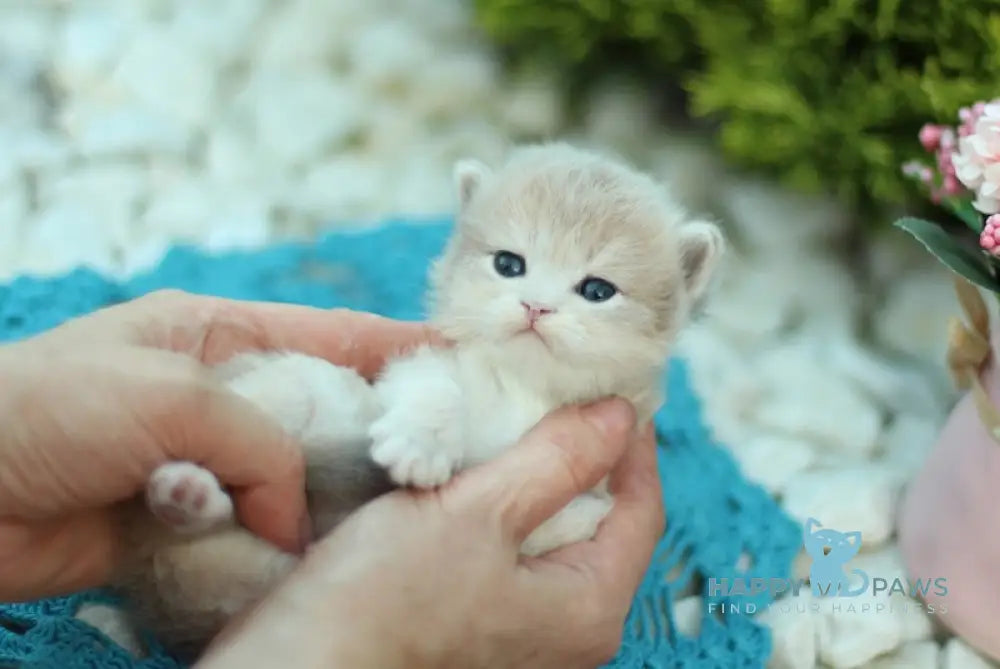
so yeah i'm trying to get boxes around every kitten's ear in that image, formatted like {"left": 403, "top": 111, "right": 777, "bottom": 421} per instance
{"left": 678, "top": 220, "right": 725, "bottom": 300}
{"left": 453, "top": 159, "right": 491, "bottom": 209}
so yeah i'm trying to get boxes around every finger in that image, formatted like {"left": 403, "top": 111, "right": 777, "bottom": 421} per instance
{"left": 543, "top": 423, "right": 664, "bottom": 606}
{"left": 128, "top": 291, "right": 447, "bottom": 378}
{"left": 228, "top": 304, "right": 447, "bottom": 379}
{"left": 0, "top": 511, "right": 116, "bottom": 601}
{"left": 150, "top": 377, "right": 309, "bottom": 554}
{"left": 455, "top": 398, "right": 635, "bottom": 545}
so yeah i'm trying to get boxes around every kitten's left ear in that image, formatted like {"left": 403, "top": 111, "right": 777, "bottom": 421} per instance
{"left": 453, "top": 159, "right": 491, "bottom": 209}
{"left": 679, "top": 220, "right": 725, "bottom": 300}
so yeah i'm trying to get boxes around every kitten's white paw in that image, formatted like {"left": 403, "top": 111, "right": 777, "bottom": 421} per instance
{"left": 520, "top": 493, "right": 614, "bottom": 557}
{"left": 147, "top": 462, "right": 233, "bottom": 533}
{"left": 369, "top": 414, "right": 462, "bottom": 488}
{"left": 370, "top": 436, "right": 457, "bottom": 488}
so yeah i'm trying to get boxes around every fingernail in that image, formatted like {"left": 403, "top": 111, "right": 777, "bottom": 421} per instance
{"left": 582, "top": 397, "right": 636, "bottom": 438}
{"left": 298, "top": 513, "right": 314, "bottom": 552}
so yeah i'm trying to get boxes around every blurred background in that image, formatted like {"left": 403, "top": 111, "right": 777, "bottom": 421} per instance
{"left": 0, "top": 0, "right": 990, "bottom": 665}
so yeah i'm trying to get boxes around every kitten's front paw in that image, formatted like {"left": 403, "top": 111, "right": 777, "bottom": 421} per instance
{"left": 369, "top": 414, "right": 462, "bottom": 489}
{"left": 147, "top": 462, "right": 234, "bottom": 533}
{"left": 520, "top": 494, "right": 614, "bottom": 557}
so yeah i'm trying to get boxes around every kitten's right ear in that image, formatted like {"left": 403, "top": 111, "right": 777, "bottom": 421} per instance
{"left": 679, "top": 220, "right": 725, "bottom": 301}
{"left": 453, "top": 159, "right": 491, "bottom": 209}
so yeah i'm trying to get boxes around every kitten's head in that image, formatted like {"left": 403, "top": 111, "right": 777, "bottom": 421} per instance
{"left": 427, "top": 142, "right": 724, "bottom": 373}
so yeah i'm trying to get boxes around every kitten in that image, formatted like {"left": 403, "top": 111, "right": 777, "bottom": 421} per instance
{"left": 83, "top": 142, "right": 724, "bottom": 660}
{"left": 368, "top": 142, "right": 724, "bottom": 554}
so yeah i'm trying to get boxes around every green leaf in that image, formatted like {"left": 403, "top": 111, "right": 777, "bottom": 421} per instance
{"left": 893, "top": 216, "right": 1000, "bottom": 291}
{"left": 942, "top": 198, "right": 985, "bottom": 232}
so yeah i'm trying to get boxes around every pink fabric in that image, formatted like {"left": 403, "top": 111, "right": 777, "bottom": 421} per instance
{"left": 898, "top": 350, "right": 1000, "bottom": 660}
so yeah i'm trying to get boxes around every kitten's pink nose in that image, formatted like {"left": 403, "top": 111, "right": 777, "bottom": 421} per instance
{"left": 521, "top": 301, "right": 555, "bottom": 322}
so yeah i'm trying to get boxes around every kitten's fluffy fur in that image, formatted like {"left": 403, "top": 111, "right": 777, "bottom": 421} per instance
{"left": 86, "top": 142, "right": 724, "bottom": 660}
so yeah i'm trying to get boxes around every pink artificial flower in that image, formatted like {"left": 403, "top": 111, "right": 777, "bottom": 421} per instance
{"left": 953, "top": 102, "right": 1000, "bottom": 214}
{"left": 980, "top": 214, "right": 1000, "bottom": 256}
{"left": 902, "top": 161, "right": 932, "bottom": 183}
{"left": 919, "top": 124, "right": 944, "bottom": 152}
{"left": 959, "top": 102, "right": 987, "bottom": 137}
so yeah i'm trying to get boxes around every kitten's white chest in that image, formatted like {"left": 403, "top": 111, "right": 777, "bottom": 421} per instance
{"left": 458, "top": 363, "right": 551, "bottom": 466}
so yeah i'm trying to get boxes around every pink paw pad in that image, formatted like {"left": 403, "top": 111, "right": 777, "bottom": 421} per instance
{"left": 147, "top": 462, "right": 233, "bottom": 533}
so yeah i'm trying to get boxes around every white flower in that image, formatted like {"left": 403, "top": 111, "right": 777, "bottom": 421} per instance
{"left": 952, "top": 103, "right": 1000, "bottom": 214}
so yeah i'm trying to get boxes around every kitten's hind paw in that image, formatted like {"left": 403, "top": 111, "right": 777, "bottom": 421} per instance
{"left": 520, "top": 493, "right": 613, "bottom": 557}
{"left": 147, "top": 462, "right": 234, "bottom": 533}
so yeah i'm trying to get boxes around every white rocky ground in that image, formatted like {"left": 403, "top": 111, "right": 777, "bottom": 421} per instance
{"left": 0, "top": 1, "right": 991, "bottom": 667}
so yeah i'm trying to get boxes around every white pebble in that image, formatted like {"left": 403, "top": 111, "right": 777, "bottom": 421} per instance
{"left": 20, "top": 202, "right": 125, "bottom": 277}
{"left": 387, "top": 160, "right": 455, "bottom": 217}
{"left": 874, "top": 270, "right": 956, "bottom": 370}
{"left": 0, "top": 6, "right": 54, "bottom": 69}
{"left": 751, "top": 344, "right": 884, "bottom": 459}
{"left": 0, "top": 128, "right": 71, "bottom": 183}
{"left": 827, "top": 339, "right": 947, "bottom": 418}
{"left": 645, "top": 136, "right": 725, "bottom": 214}
{"left": 141, "top": 178, "right": 215, "bottom": 241}
{"left": 759, "top": 593, "right": 819, "bottom": 669}
{"left": 52, "top": 9, "right": 126, "bottom": 93}
{"left": 783, "top": 467, "right": 898, "bottom": 548}
{"left": 670, "top": 596, "right": 703, "bottom": 639}
{"left": 702, "top": 260, "right": 797, "bottom": 343}
{"left": 411, "top": 52, "right": 499, "bottom": 120}
{"left": 0, "top": 185, "right": 28, "bottom": 280}
{"left": 418, "top": 120, "right": 510, "bottom": 170}
{"left": 204, "top": 125, "right": 264, "bottom": 186}
{"left": 75, "top": 106, "right": 191, "bottom": 158}
{"left": 942, "top": 638, "right": 998, "bottom": 669}
{"left": 239, "top": 69, "right": 366, "bottom": 167}
{"left": 169, "top": 0, "right": 266, "bottom": 66}
{"left": 40, "top": 163, "right": 147, "bottom": 225}
{"left": 676, "top": 321, "right": 752, "bottom": 393}
{"left": 110, "top": 27, "right": 216, "bottom": 128}
{"left": 719, "top": 178, "right": 851, "bottom": 254}
{"left": 255, "top": 0, "right": 342, "bottom": 68}
{"left": 868, "top": 641, "right": 940, "bottom": 669}
{"left": 290, "top": 158, "right": 388, "bottom": 222}
{"left": 362, "top": 104, "right": 428, "bottom": 159}
{"left": 816, "top": 599, "right": 904, "bottom": 668}
{"left": 731, "top": 433, "right": 817, "bottom": 495}
{"left": 498, "top": 72, "right": 564, "bottom": 138}
{"left": 582, "top": 77, "right": 657, "bottom": 151}
{"left": 348, "top": 20, "right": 434, "bottom": 96}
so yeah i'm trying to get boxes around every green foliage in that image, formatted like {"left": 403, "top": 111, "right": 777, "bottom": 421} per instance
{"left": 893, "top": 217, "right": 1000, "bottom": 291}
{"left": 473, "top": 0, "right": 1000, "bottom": 218}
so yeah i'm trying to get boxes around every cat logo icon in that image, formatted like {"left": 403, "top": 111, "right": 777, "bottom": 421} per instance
{"left": 803, "top": 517, "right": 870, "bottom": 598}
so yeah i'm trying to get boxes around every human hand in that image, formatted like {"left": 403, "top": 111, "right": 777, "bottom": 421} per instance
{"left": 0, "top": 289, "right": 438, "bottom": 601}
{"left": 199, "top": 398, "right": 664, "bottom": 669}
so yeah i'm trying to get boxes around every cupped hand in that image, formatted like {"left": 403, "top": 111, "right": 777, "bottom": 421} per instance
{"left": 0, "top": 289, "right": 438, "bottom": 601}
{"left": 200, "top": 398, "right": 665, "bottom": 669}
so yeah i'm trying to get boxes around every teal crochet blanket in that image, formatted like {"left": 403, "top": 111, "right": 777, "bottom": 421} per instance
{"left": 0, "top": 220, "right": 800, "bottom": 668}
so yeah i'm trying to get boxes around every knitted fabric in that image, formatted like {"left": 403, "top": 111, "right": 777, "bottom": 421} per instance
{"left": 0, "top": 220, "right": 801, "bottom": 669}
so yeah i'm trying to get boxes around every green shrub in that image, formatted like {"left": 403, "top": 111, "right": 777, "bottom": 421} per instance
{"left": 473, "top": 0, "right": 1000, "bottom": 218}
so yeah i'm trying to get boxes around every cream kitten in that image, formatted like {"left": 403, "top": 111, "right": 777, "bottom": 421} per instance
{"left": 369, "top": 142, "right": 723, "bottom": 554}
{"left": 82, "top": 142, "right": 724, "bottom": 660}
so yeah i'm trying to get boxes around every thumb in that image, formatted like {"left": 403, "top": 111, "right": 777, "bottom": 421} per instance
{"left": 156, "top": 379, "right": 308, "bottom": 554}
{"left": 457, "top": 398, "right": 635, "bottom": 546}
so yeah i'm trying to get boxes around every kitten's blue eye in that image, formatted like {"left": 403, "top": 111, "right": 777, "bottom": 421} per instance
{"left": 493, "top": 251, "right": 526, "bottom": 278}
{"left": 577, "top": 277, "right": 617, "bottom": 302}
